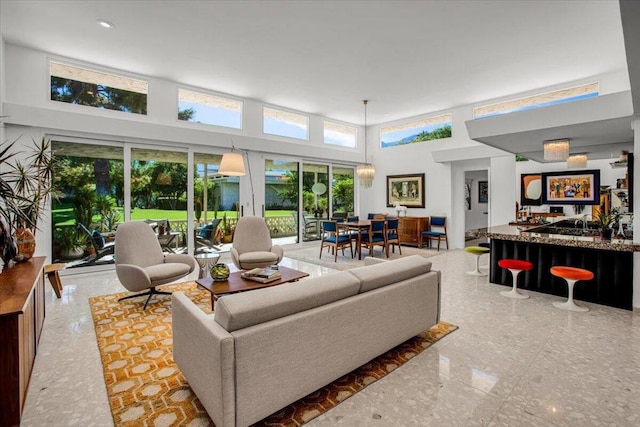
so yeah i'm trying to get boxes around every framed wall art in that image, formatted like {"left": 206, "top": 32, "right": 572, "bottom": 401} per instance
{"left": 521, "top": 173, "right": 542, "bottom": 206}
{"left": 541, "top": 169, "right": 601, "bottom": 205}
{"left": 478, "top": 181, "right": 488, "bottom": 203}
{"left": 386, "top": 173, "right": 425, "bottom": 208}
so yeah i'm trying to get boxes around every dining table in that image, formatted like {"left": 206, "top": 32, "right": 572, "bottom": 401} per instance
{"left": 341, "top": 220, "right": 375, "bottom": 260}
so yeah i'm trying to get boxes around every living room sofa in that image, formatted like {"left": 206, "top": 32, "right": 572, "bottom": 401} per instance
{"left": 172, "top": 255, "right": 441, "bottom": 427}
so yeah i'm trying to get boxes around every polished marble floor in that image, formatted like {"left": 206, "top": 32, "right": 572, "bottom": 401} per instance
{"left": 21, "top": 248, "right": 640, "bottom": 426}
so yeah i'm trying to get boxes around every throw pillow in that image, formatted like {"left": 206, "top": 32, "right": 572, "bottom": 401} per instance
{"left": 199, "top": 224, "right": 213, "bottom": 238}
{"left": 92, "top": 230, "right": 105, "bottom": 249}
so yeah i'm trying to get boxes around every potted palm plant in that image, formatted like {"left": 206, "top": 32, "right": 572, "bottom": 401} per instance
{"left": 594, "top": 206, "right": 619, "bottom": 240}
{"left": 0, "top": 133, "right": 54, "bottom": 263}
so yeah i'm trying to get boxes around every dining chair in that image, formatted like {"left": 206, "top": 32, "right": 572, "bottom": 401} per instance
{"left": 360, "top": 219, "right": 388, "bottom": 258}
{"left": 420, "top": 216, "right": 448, "bottom": 251}
{"left": 319, "top": 220, "right": 353, "bottom": 261}
{"left": 386, "top": 218, "right": 402, "bottom": 255}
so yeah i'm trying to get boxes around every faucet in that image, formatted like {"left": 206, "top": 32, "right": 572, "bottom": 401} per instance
{"left": 574, "top": 214, "right": 591, "bottom": 232}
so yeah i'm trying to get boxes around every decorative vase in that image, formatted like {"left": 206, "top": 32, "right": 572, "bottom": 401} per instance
{"left": 210, "top": 263, "right": 230, "bottom": 281}
{"left": 14, "top": 227, "right": 36, "bottom": 261}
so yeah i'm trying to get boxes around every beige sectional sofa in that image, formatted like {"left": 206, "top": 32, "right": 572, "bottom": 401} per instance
{"left": 172, "top": 254, "right": 441, "bottom": 427}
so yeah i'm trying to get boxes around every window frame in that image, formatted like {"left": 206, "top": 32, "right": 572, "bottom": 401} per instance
{"left": 48, "top": 60, "right": 149, "bottom": 116}
{"left": 380, "top": 113, "right": 452, "bottom": 149}
{"left": 262, "top": 106, "right": 309, "bottom": 141}
{"left": 473, "top": 82, "right": 599, "bottom": 119}
{"left": 177, "top": 87, "right": 244, "bottom": 130}
{"left": 323, "top": 120, "right": 357, "bottom": 149}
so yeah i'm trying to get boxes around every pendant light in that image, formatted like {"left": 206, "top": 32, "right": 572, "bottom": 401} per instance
{"left": 567, "top": 153, "right": 588, "bottom": 168}
{"left": 356, "top": 100, "right": 375, "bottom": 188}
{"left": 543, "top": 139, "right": 570, "bottom": 161}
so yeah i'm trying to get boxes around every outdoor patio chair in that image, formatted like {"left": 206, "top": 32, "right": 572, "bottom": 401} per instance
{"left": 76, "top": 223, "right": 115, "bottom": 265}
{"left": 195, "top": 218, "right": 222, "bottom": 253}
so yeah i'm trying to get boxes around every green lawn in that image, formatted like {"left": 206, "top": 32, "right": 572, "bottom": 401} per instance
{"left": 53, "top": 207, "right": 296, "bottom": 226}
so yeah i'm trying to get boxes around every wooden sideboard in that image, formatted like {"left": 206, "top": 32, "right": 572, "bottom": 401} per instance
{"left": 0, "top": 256, "right": 46, "bottom": 427}
{"left": 398, "top": 217, "right": 430, "bottom": 246}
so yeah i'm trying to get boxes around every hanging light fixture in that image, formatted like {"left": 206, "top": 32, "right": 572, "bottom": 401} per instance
{"left": 356, "top": 100, "right": 375, "bottom": 188}
{"left": 543, "top": 139, "right": 570, "bottom": 161}
{"left": 567, "top": 153, "right": 588, "bottom": 168}
{"left": 218, "top": 140, "right": 255, "bottom": 215}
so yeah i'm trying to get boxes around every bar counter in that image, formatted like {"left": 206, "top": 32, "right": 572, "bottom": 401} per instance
{"left": 469, "top": 223, "right": 635, "bottom": 310}
{"left": 470, "top": 223, "right": 640, "bottom": 252}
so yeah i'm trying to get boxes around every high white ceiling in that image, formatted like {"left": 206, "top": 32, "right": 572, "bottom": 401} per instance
{"left": 0, "top": 0, "right": 629, "bottom": 126}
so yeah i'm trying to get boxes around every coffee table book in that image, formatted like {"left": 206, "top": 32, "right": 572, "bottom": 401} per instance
{"left": 241, "top": 267, "right": 281, "bottom": 280}
{"left": 241, "top": 272, "right": 282, "bottom": 283}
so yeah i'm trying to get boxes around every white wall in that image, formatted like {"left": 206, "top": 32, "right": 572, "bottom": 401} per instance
{"left": 464, "top": 170, "right": 489, "bottom": 231}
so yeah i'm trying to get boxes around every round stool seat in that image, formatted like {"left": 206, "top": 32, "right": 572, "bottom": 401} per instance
{"left": 551, "top": 266, "right": 594, "bottom": 281}
{"left": 498, "top": 259, "right": 533, "bottom": 271}
{"left": 498, "top": 258, "right": 533, "bottom": 299}
{"left": 551, "top": 266, "right": 593, "bottom": 312}
{"left": 465, "top": 246, "right": 490, "bottom": 255}
{"left": 465, "top": 246, "right": 490, "bottom": 276}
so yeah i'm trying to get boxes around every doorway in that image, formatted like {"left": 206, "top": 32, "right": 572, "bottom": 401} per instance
{"left": 464, "top": 170, "right": 489, "bottom": 245}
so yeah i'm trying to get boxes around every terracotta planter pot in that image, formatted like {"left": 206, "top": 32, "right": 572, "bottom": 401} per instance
{"left": 14, "top": 228, "right": 36, "bottom": 261}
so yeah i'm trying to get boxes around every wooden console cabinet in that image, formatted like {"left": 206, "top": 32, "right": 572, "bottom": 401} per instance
{"left": 0, "top": 256, "right": 46, "bottom": 427}
{"left": 398, "top": 217, "right": 429, "bottom": 246}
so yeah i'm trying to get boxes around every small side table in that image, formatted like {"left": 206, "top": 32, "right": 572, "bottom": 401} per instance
{"left": 44, "top": 263, "right": 66, "bottom": 298}
{"left": 194, "top": 253, "right": 221, "bottom": 279}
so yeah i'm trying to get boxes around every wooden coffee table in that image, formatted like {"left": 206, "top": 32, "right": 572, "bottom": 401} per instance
{"left": 196, "top": 265, "right": 310, "bottom": 310}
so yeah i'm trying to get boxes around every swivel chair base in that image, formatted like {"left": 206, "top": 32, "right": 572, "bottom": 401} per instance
{"left": 118, "top": 286, "right": 171, "bottom": 310}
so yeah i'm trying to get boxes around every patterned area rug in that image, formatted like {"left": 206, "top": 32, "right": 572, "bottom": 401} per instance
{"left": 90, "top": 282, "right": 458, "bottom": 426}
{"left": 285, "top": 244, "right": 443, "bottom": 271}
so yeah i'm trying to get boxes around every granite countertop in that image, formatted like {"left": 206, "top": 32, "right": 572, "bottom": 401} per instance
{"left": 468, "top": 223, "right": 640, "bottom": 252}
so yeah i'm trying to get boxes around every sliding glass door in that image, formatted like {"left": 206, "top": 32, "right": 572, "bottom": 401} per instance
{"left": 264, "top": 158, "right": 299, "bottom": 243}
{"left": 331, "top": 166, "right": 355, "bottom": 218}
{"left": 193, "top": 152, "right": 239, "bottom": 252}
{"left": 51, "top": 140, "right": 124, "bottom": 264}
{"left": 130, "top": 147, "right": 188, "bottom": 253}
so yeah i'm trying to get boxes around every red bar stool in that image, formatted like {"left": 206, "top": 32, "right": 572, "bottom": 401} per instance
{"left": 465, "top": 246, "right": 490, "bottom": 276}
{"left": 550, "top": 266, "right": 594, "bottom": 312}
{"left": 498, "top": 259, "right": 533, "bottom": 299}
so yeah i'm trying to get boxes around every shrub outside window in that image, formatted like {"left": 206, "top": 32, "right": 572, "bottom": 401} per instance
{"left": 380, "top": 114, "right": 452, "bottom": 148}
{"left": 474, "top": 82, "right": 599, "bottom": 119}
{"left": 50, "top": 61, "right": 148, "bottom": 114}
{"left": 263, "top": 107, "right": 308, "bottom": 140}
{"left": 324, "top": 121, "right": 356, "bottom": 148}
{"left": 178, "top": 88, "right": 242, "bottom": 129}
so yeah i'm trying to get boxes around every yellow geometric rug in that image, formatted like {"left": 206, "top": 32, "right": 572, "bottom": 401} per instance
{"left": 90, "top": 282, "right": 458, "bottom": 426}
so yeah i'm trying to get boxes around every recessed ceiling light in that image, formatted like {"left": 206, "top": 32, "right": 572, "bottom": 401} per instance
{"left": 97, "top": 19, "right": 114, "bottom": 29}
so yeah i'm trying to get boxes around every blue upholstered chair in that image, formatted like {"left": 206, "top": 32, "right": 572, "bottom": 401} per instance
{"left": 319, "top": 221, "right": 353, "bottom": 261}
{"left": 386, "top": 218, "right": 402, "bottom": 255}
{"left": 360, "top": 219, "right": 388, "bottom": 258}
{"left": 420, "top": 216, "right": 448, "bottom": 251}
